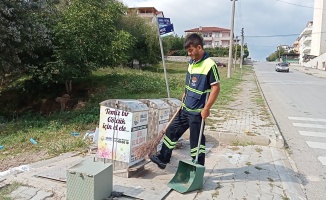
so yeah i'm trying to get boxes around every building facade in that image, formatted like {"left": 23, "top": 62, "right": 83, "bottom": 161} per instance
{"left": 311, "top": 0, "right": 326, "bottom": 56}
{"left": 184, "top": 27, "right": 231, "bottom": 48}
{"left": 297, "top": 21, "right": 313, "bottom": 64}
{"left": 299, "top": 0, "right": 326, "bottom": 69}
{"left": 127, "top": 7, "right": 164, "bottom": 24}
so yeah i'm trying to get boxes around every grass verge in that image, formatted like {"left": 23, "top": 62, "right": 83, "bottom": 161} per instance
{"left": 0, "top": 62, "right": 251, "bottom": 160}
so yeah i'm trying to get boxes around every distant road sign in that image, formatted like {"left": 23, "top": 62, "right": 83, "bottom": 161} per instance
{"left": 159, "top": 24, "right": 174, "bottom": 36}
{"left": 157, "top": 17, "right": 171, "bottom": 26}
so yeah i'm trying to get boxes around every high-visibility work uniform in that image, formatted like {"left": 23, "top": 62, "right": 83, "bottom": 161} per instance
{"left": 158, "top": 52, "right": 220, "bottom": 166}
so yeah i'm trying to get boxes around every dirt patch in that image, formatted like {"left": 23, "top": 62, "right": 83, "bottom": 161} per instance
{"left": 0, "top": 150, "right": 49, "bottom": 171}
{"left": 0, "top": 81, "right": 90, "bottom": 118}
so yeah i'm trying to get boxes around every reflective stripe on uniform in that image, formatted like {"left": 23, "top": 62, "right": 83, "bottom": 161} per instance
{"left": 182, "top": 103, "right": 202, "bottom": 113}
{"left": 191, "top": 150, "right": 206, "bottom": 156}
{"left": 185, "top": 85, "right": 211, "bottom": 95}
{"left": 188, "top": 59, "right": 216, "bottom": 75}
{"left": 163, "top": 135, "right": 177, "bottom": 149}
{"left": 212, "top": 64, "right": 220, "bottom": 81}
{"left": 190, "top": 145, "right": 206, "bottom": 156}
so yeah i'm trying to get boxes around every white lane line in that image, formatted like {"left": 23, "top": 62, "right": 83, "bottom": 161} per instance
{"left": 318, "top": 157, "right": 326, "bottom": 166}
{"left": 306, "top": 141, "right": 326, "bottom": 150}
{"left": 292, "top": 123, "right": 326, "bottom": 129}
{"left": 299, "top": 131, "right": 326, "bottom": 138}
{"left": 289, "top": 117, "right": 326, "bottom": 123}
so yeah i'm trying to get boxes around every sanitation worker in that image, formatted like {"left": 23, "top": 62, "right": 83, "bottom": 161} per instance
{"left": 150, "top": 33, "right": 220, "bottom": 169}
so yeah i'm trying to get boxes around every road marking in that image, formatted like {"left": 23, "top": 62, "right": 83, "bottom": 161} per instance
{"left": 299, "top": 131, "right": 326, "bottom": 138}
{"left": 318, "top": 157, "right": 326, "bottom": 166}
{"left": 306, "top": 141, "right": 326, "bottom": 150}
{"left": 292, "top": 123, "right": 326, "bottom": 129}
{"left": 289, "top": 117, "right": 326, "bottom": 123}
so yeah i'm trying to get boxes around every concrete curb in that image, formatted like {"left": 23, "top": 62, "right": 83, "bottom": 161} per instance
{"left": 253, "top": 71, "right": 286, "bottom": 148}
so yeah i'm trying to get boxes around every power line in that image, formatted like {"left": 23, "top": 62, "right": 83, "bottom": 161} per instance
{"left": 276, "top": 0, "right": 324, "bottom": 10}
{"left": 247, "top": 33, "right": 299, "bottom": 38}
{"left": 247, "top": 44, "right": 280, "bottom": 47}
{"left": 246, "top": 31, "right": 326, "bottom": 38}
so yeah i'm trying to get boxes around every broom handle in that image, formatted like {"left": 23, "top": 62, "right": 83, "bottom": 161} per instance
{"left": 195, "top": 93, "right": 209, "bottom": 163}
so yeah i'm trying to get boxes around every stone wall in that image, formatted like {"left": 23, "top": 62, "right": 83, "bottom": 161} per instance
{"left": 166, "top": 56, "right": 234, "bottom": 64}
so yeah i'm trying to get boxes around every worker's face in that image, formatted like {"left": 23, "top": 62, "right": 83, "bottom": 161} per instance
{"left": 187, "top": 45, "right": 203, "bottom": 61}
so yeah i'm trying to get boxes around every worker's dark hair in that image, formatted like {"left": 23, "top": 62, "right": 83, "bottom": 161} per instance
{"left": 184, "top": 33, "right": 203, "bottom": 49}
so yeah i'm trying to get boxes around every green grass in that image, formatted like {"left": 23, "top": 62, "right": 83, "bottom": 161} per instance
{"left": 255, "top": 147, "right": 263, "bottom": 153}
{"left": 0, "top": 182, "right": 22, "bottom": 200}
{"left": 213, "top": 65, "right": 251, "bottom": 109}
{"left": 231, "top": 139, "right": 255, "bottom": 146}
{"left": 0, "top": 62, "right": 252, "bottom": 159}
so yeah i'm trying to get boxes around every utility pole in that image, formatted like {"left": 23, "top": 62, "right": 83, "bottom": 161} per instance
{"left": 227, "top": 0, "right": 236, "bottom": 78}
{"left": 234, "top": 36, "right": 238, "bottom": 71}
{"left": 240, "top": 28, "right": 244, "bottom": 80}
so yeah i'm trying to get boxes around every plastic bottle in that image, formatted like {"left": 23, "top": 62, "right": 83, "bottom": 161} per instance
{"left": 30, "top": 138, "right": 37, "bottom": 145}
{"left": 70, "top": 132, "right": 80, "bottom": 137}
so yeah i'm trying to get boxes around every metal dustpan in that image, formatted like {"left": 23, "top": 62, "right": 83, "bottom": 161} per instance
{"left": 168, "top": 116, "right": 206, "bottom": 193}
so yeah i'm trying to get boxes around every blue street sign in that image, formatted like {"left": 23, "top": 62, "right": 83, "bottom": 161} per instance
{"left": 157, "top": 17, "right": 171, "bottom": 26}
{"left": 159, "top": 24, "right": 174, "bottom": 36}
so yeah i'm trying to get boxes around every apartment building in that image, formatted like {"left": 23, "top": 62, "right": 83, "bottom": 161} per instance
{"left": 127, "top": 7, "right": 164, "bottom": 24}
{"left": 293, "top": 0, "right": 326, "bottom": 69}
{"left": 311, "top": 0, "right": 326, "bottom": 57}
{"left": 297, "top": 21, "right": 313, "bottom": 64}
{"left": 184, "top": 27, "right": 231, "bottom": 48}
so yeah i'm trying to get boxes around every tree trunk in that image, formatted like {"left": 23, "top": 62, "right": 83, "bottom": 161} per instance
{"left": 65, "top": 80, "right": 73, "bottom": 93}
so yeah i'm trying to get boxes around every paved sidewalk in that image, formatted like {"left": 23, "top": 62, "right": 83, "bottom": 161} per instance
{"left": 167, "top": 69, "right": 306, "bottom": 200}
{"left": 0, "top": 67, "right": 308, "bottom": 200}
{"left": 291, "top": 64, "right": 326, "bottom": 79}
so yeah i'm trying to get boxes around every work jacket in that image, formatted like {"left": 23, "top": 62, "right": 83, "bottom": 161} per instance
{"left": 182, "top": 52, "right": 220, "bottom": 115}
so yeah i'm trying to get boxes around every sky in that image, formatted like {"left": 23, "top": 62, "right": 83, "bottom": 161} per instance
{"left": 121, "top": 0, "right": 316, "bottom": 61}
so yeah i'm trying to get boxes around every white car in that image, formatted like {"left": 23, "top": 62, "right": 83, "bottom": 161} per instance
{"left": 275, "top": 62, "right": 289, "bottom": 72}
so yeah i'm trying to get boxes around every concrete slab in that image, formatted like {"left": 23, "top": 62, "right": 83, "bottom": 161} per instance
{"left": 35, "top": 158, "right": 87, "bottom": 182}
{"left": 4, "top": 140, "right": 214, "bottom": 200}
{"left": 30, "top": 190, "right": 53, "bottom": 200}
{"left": 21, "top": 187, "right": 39, "bottom": 197}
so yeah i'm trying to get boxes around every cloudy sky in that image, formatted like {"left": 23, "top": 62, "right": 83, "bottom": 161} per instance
{"left": 121, "top": 0, "right": 316, "bottom": 61}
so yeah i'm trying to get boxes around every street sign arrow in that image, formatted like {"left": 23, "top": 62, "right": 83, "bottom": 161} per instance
{"left": 159, "top": 24, "right": 174, "bottom": 36}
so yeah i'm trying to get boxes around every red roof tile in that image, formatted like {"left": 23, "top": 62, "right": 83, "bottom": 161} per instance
{"left": 185, "top": 27, "right": 230, "bottom": 32}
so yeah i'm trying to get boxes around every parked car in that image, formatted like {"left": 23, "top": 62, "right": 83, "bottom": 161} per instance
{"left": 215, "top": 61, "right": 226, "bottom": 67}
{"left": 275, "top": 62, "right": 289, "bottom": 72}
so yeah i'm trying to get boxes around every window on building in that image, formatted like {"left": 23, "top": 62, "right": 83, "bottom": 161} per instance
{"left": 214, "top": 32, "right": 219, "bottom": 38}
{"left": 215, "top": 41, "right": 219, "bottom": 47}
{"left": 209, "top": 33, "right": 212, "bottom": 37}
{"left": 203, "top": 33, "right": 208, "bottom": 37}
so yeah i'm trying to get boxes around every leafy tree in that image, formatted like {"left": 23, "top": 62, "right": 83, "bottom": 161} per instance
{"left": 163, "top": 35, "right": 185, "bottom": 55}
{"left": 52, "top": 0, "right": 132, "bottom": 91}
{"left": 266, "top": 46, "right": 284, "bottom": 62}
{"left": 0, "top": 0, "right": 57, "bottom": 83}
{"left": 119, "top": 12, "right": 161, "bottom": 68}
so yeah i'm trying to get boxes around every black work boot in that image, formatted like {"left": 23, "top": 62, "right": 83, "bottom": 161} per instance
{"left": 150, "top": 154, "right": 167, "bottom": 169}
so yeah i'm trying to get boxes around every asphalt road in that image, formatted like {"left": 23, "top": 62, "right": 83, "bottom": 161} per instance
{"left": 254, "top": 62, "right": 326, "bottom": 200}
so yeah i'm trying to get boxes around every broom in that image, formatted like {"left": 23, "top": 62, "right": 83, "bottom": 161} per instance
{"left": 134, "top": 107, "right": 181, "bottom": 159}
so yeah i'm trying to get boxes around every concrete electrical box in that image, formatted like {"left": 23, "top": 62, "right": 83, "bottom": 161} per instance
{"left": 66, "top": 158, "right": 113, "bottom": 200}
